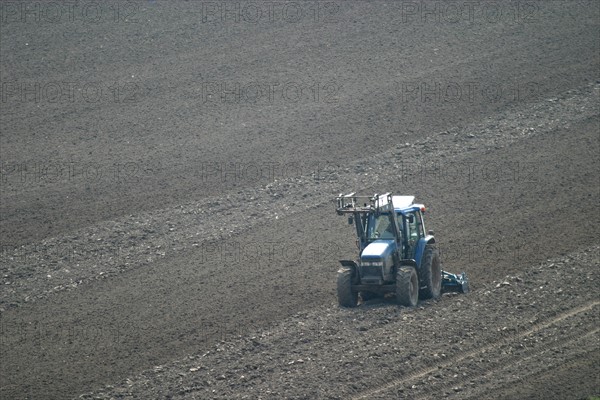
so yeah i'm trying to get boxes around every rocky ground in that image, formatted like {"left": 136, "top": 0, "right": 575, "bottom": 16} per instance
{"left": 80, "top": 246, "right": 600, "bottom": 400}
{"left": 1, "top": 1, "right": 599, "bottom": 399}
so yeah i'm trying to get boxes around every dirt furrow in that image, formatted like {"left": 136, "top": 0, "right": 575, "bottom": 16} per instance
{"left": 78, "top": 246, "right": 599, "bottom": 400}
{"left": 351, "top": 301, "right": 600, "bottom": 399}
{"left": 2, "top": 96, "right": 598, "bottom": 399}
{"left": 1, "top": 83, "right": 597, "bottom": 311}
{"left": 2, "top": 2, "right": 598, "bottom": 398}
{"left": 456, "top": 329, "right": 600, "bottom": 400}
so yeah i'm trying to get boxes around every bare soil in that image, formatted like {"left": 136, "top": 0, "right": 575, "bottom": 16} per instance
{"left": 1, "top": 1, "right": 599, "bottom": 399}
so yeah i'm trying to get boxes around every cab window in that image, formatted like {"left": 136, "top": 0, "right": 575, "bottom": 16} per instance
{"left": 407, "top": 211, "right": 423, "bottom": 240}
{"left": 367, "top": 214, "right": 398, "bottom": 240}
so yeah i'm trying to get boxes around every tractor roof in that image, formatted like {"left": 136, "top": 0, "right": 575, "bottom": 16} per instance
{"left": 391, "top": 195, "right": 415, "bottom": 209}
{"left": 388, "top": 196, "right": 425, "bottom": 213}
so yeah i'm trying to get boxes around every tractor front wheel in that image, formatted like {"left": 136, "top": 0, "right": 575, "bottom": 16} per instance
{"left": 396, "top": 266, "right": 419, "bottom": 307}
{"left": 337, "top": 268, "right": 358, "bottom": 307}
{"left": 419, "top": 244, "right": 442, "bottom": 300}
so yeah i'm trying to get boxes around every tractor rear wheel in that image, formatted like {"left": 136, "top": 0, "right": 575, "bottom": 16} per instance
{"left": 396, "top": 266, "right": 418, "bottom": 307}
{"left": 337, "top": 268, "right": 358, "bottom": 307}
{"left": 419, "top": 244, "right": 442, "bottom": 300}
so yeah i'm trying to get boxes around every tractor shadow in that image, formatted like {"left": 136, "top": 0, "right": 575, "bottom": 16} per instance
{"left": 358, "top": 293, "right": 449, "bottom": 309}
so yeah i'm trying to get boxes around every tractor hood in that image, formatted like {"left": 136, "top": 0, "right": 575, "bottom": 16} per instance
{"left": 361, "top": 240, "right": 396, "bottom": 260}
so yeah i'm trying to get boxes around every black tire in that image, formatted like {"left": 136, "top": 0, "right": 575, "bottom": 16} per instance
{"left": 419, "top": 244, "right": 442, "bottom": 300}
{"left": 360, "top": 291, "right": 378, "bottom": 302}
{"left": 337, "top": 268, "right": 358, "bottom": 307}
{"left": 396, "top": 266, "right": 418, "bottom": 307}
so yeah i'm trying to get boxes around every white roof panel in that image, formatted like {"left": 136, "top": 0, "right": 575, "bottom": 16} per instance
{"left": 392, "top": 196, "right": 415, "bottom": 209}
{"left": 367, "top": 194, "right": 416, "bottom": 211}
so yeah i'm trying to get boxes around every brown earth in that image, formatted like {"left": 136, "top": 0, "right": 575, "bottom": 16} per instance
{"left": 1, "top": 1, "right": 599, "bottom": 399}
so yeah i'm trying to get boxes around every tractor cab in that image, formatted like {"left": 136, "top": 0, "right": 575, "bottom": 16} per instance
{"left": 355, "top": 195, "right": 431, "bottom": 266}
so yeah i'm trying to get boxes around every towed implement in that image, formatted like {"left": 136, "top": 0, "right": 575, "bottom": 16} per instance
{"left": 336, "top": 193, "right": 469, "bottom": 307}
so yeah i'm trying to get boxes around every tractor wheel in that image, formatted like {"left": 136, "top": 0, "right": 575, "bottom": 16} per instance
{"left": 419, "top": 244, "right": 442, "bottom": 300}
{"left": 337, "top": 268, "right": 358, "bottom": 307}
{"left": 396, "top": 266, "right": 419, "bottom": 307}
{"left": 360, "top": 291, "right": 378, "bottom": 302}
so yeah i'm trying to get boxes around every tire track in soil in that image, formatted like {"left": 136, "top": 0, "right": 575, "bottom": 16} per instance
{"left": 410, "top": 327, "right": 600, "bottom": 400}
{"left": 455, "top": 329, "right": 599, "bottom": 400}
{"left": 350, "top": 301, "right": 600, "bottom": 400}
{"left": 487, "top": 347, "right": 600, "bottom": 400}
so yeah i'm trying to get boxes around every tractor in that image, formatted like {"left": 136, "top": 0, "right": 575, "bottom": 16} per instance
{"left": 335, "top": 193, "right": 468, "bottom": 307}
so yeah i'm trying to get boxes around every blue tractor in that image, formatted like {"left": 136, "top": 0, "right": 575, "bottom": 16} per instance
{"left": 336, "top": 193, "right": 468, "bottom": 307}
